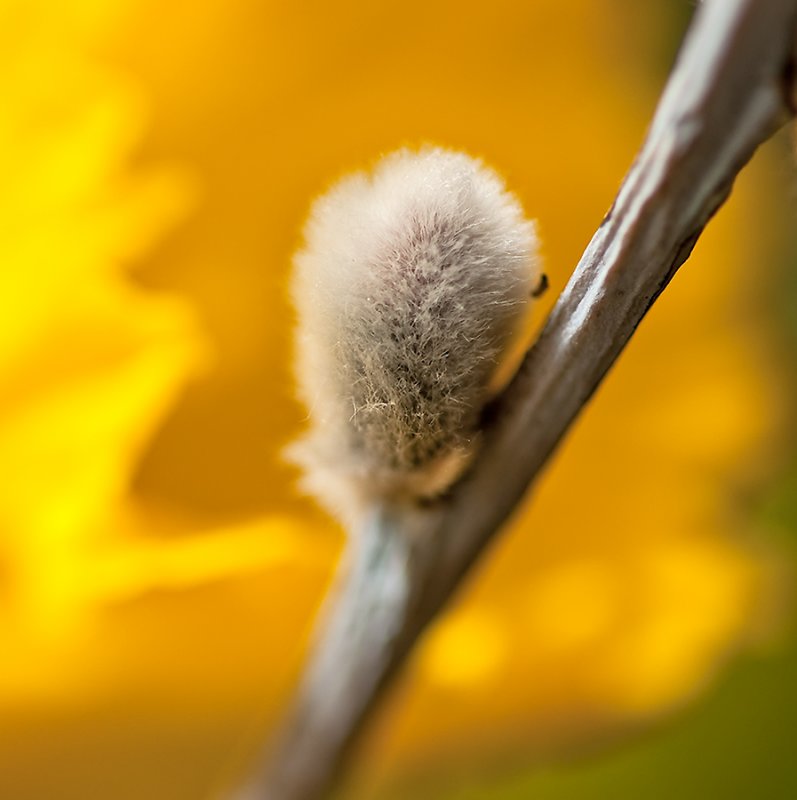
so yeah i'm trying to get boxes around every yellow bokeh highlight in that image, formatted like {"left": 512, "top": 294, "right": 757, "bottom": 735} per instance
{"left": 419, "top": 608, "right": 509, "bottom": 691}
{"left": 524, "top": 560, "right": 621, "bottom": 653}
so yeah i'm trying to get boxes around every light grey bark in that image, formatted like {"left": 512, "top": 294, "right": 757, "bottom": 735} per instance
{"left": 229, "top": 1, "right": 797, "bottom": 798}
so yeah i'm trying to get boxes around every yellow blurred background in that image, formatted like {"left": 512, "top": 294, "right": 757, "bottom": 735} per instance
{"left": 1, "top": 1, "right": 796, "bottom": 798}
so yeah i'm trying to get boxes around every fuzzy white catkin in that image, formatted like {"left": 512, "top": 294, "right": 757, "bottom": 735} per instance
{"left": 288, "top": 147, "right": 541, "bottom": 526}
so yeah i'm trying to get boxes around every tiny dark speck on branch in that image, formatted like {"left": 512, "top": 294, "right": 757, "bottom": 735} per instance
{"left": 531, "top": 272, "right": 549, "bottom": 298}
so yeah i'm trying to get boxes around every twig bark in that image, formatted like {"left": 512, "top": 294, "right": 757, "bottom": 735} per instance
{"left": 231, "top": 1, "right": 797, "bottom": 797}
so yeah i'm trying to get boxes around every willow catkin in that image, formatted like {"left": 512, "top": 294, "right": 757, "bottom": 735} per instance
{"left": 288, "top": 147, "right": 541, "bottom": 526}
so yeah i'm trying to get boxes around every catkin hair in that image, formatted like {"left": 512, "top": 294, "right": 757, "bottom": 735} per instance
{"left": 288, "top": 147, "right": 541, "bottom": 526}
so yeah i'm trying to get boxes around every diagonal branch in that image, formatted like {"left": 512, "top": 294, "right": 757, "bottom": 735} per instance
{"left": 230, "top": 1, "right": 797, "bottom": 798}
